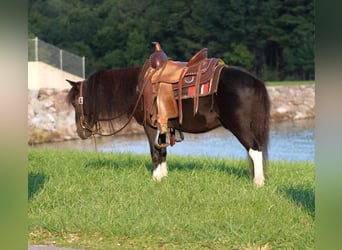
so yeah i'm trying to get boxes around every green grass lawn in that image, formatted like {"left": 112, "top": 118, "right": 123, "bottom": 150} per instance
{"left": 266, "top": 80, "right": 315, "bottom": 86}
{"left": 28, "top": 149, "right": 314, "bottom": 249}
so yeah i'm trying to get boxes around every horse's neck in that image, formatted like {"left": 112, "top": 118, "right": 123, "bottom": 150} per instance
{"left": 119, "top": 67, "right": 142, "bottom": 112}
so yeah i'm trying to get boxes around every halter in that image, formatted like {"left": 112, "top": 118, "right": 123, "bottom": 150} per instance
{"left": 77, "top": 81, "right": 88, "bottom": 129}
{"left": 77, "top": 77, "right": 148, "bottom": 137}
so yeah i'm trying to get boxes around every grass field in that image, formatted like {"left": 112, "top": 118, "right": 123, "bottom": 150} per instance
{"left": 266, "top": 80, "right": 315, "bottom": 86}
{"left": 28, "top": 149, "right": 314, "bottom": 249}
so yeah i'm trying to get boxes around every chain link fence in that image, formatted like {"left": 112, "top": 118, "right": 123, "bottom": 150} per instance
{"left": 28, "top": 37, "right": 85, "bottom": 78}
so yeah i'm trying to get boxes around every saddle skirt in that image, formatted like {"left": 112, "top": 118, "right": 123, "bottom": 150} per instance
{"left": 173, "top": 58, "right": 225, "bottom": 100}
{"left": 140, "top": 43, "right": 226, "bottom": 133}
{"left": 151, "top": 57, "right": 224, "bottom": 96}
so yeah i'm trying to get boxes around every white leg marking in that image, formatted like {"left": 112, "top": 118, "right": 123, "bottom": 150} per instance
{"left": 153, "top": 161, "right": 168, "bottom": 181}
{"left": 160, "top": 161, "right": 168, "bottom": 177}
{"left": 248, "top": 149, "right": 265, "bottom": 187}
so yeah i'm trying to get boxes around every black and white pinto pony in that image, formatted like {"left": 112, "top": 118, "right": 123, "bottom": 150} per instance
{"left": 66, "top": 65, "right": 270, "bottom": 187}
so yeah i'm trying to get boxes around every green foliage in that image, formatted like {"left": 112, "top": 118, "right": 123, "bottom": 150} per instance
{"left": 28, "top": 0, "right": 315, "bottom": 80}
{"left": 223, "top": 43, "right": 255, "bottom": 70}
{"left": 261, "top": 65, "right": 281, "bottom": 82}
{"left": 28, "top": 149, "right": 314, "bottom": 249}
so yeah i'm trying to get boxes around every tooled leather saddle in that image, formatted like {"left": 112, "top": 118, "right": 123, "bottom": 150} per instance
{"left": 140, "top": 42, "right": 225, "bottom": 141}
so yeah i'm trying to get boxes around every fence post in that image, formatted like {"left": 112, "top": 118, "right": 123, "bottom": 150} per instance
{"left": 60, "top": 49, "right": 63, "bottom": 70}
{"left": 35, "top": 37, "right": 38, "bottom": 61}
{"left": 82, "top": 56, "right": 85, "bottom": 78}
{"left": 29, "top": 38, "right": 85, "bottom": 78}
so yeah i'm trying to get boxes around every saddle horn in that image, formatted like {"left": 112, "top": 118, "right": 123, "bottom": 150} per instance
{"left": 153, "top": 41, "right": 162, "bottom": 51}
{"left": 150, "top": 42, "right": 168, "bottom": 69}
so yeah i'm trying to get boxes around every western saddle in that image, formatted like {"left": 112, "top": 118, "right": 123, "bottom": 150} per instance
{"left": 141, "top": 42, "right": 225, "bottom": 147}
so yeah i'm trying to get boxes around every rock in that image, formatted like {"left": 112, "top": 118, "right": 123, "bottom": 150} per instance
{"left": 267, "top": 85, "right": 315, "bottom": 122}
{"left": 46, "top": 113, "right": 55, "bottom": 123}
{"left": 44, "top": 99, "right": 54, "bottom": 108}
{"left": 28, "top": 84, "right": 315, "bottom": 144}
{"left": 276, "top": 107, "right": 288, "bottom": 114}
{"left": 38, "top": 88, "right": 56, "bottom": 100}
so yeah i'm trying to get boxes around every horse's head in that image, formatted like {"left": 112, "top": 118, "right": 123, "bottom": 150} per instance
{"left": 66, "top": 79, "right": 94, "bottom": 139}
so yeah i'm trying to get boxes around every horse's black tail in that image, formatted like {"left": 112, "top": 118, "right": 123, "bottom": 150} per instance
{"left": 251, "top": 79, "right": 271, "bottom": 169}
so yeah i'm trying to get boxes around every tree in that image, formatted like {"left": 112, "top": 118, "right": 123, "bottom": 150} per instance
{"left": 28, "top": 0, "right": 315, "bottom": 80}
{"left": 223, "top": 43, "right": 255, "bottom": 70}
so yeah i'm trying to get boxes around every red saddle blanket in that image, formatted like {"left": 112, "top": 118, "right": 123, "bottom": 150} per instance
{"left": 173, "top": 59, "right": 225, "bottom": 99}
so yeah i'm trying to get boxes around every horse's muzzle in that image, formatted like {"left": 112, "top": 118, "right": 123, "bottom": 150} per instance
{"left": 77, "top": 126, "right": 92, "bottom": 139}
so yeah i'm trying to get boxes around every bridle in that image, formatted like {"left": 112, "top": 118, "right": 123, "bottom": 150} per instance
{"left": 77, "top": 80, "right": 97, "bottom": 133}
{"left": 77, "top": 78, "right": 147, "bottom": 137}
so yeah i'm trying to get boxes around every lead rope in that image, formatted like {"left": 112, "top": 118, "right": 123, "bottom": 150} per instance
{"left": 78, "top": 71, "right": 151, "bottom": 151}
{"left": 95, "top": 73, "right": 150, "bottom": 137}
{"left": 92, "top": 134, "right": 98, "bottom": 152}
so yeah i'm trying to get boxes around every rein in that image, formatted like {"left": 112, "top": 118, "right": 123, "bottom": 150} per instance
{"left": 77, "top": 77, "right": 148, "bottom": 137}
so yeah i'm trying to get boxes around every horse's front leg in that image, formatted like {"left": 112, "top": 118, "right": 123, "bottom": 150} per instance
{"left": 144, "top": 125, "right": 168, "bottom": 181}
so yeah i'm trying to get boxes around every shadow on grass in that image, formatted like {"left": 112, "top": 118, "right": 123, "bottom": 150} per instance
{"left": 83, "top": 153, "right": 252, "bottom": 181}
{"left": 84, "top": 155, "right": 151, "bottom": 170}
{"left": 84, "top": 158, "right": 124, "bottom": 169}
{"left": 278, "top": 185, "right": 315, "bottom": 219}
{"left": 28, "top": 172, "right": 48, "bottom": 199}
{"left": 168, "top": 158, "right": 252, "bottom": 181}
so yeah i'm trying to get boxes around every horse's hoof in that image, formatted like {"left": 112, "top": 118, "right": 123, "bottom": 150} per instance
{"left": 153, "top": 168, "right": 162, "bottom": 181}
{"left": 152, "top": 174, "right": 167, "bottom": 182}
{"left": 153, "top": 162, "right": 168, "bottom": 181}
{"left": 152, "top": 175, "right": 162, "bottom": 182}
{"left": 254, "top": 178, "right": 265, "bottom": 187}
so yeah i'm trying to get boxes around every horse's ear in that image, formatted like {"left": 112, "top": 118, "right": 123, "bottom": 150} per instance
{"left": 66, "top": 79, "right": 79, "bottom": 88}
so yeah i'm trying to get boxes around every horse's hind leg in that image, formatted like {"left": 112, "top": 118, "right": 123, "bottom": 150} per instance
{"left": 239, "top": 128, "right": 266, "bottom": 187}
{"left": 217, "top": 104, "right": 266, "bottom": 186}
{"left": 217, "top": 99, "right": 267, "bottom": 187}
{"left": 226, "top": 125, "right": 265, "bottom": 187}
{"left": 216, "top": 69, "right": 269, "bottom": 187}
{"left": 233, "top": 130, "right": 265, "bottom": 187}
{"left": 248, "top": 148, "right": 264, "bottom": 187}
{"left": 144, "top": 125, "right": 168, "bottom": 181}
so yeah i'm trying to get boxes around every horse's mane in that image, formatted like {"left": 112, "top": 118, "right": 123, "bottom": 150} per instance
{"left": 66, "top": 66, "right": 143, "bottom": 133}
{"left": 86, "top": 67, "right": 143, "bottom": 122}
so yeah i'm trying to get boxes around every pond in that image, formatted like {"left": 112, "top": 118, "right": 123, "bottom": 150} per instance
{"left": 34, "top": 119, "right": 314, "bottom": 162}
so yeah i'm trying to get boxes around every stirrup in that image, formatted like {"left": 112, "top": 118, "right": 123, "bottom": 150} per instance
{"left": 154, "top": 129, "right": 170, "bottom": 149}
{"left": 154, "top": 128, "right": 185, "bottom": 149}
{"left": 170, "top": 128, "right": 184, "bottom": 142}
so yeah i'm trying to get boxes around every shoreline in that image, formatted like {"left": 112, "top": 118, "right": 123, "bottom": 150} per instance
{"left": 28, "top": 85, "right": 315, "bottom": 144}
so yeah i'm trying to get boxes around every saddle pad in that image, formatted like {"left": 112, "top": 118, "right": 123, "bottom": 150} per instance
{"left": 173, "top": 62, "right": 226, "bottom": 99}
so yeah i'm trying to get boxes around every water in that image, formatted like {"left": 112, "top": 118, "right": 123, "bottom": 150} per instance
{"left": 34, "top": 119, "right": 314, "bottom": 162}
